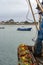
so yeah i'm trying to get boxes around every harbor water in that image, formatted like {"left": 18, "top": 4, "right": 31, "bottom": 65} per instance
{"left": 0, "top": 25, "right": 37, "bottom": 65}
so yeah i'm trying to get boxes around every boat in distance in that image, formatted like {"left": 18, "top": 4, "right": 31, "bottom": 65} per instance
{"left": 0, "top": 27, "right": 5, "bottom": 29}
{"left": 17, "top": 28, "right": 32, "bottom": 31}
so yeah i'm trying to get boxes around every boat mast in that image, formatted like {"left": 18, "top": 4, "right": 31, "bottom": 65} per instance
{"left": 28, "top": 0, "right": 38, "bottom": 30}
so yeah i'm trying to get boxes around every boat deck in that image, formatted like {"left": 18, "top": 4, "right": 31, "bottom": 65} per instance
{"left": 29, "top": 44, "right": 43, "bottom": 65}
{"left": 17, "top": 44, "right": 43, "bottom": 65}
{"left": 36, "top": 43, "right": 43, "bottom": 65}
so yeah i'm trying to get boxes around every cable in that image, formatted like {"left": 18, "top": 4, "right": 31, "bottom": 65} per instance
{"left": 26, "top": 0, "right": 38, "bottom": 30}
{"left": 26, "top": 0, "right": 33, "bottom": 22}
{"left": 26, "top": 0, "right": 39, "bottom": 41}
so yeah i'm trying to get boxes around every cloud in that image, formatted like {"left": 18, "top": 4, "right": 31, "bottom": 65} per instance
{"left": 0, "top": 0, "right": 28, "bottom": 14}
{"left": 0, "top": 11, "right": 27, "bottom": 22}
{"left": 0, "top": 0, "right": 28, "bottom": 12}
{"left": 0, "top": 0, "right": 28, "bottom": 21}
{"left": 0, "top": 0, "right": 41, "bottom": 22}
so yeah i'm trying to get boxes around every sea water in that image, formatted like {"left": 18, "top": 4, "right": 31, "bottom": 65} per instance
{"left": 0, "top": 25, "right": 37, "bottom": 65}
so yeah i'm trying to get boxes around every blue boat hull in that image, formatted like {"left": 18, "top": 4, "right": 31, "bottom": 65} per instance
{"left": 17, "top": 28, "right": 32, "bottom": 31}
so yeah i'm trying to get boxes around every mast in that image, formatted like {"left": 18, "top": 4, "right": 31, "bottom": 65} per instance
{"left": 28, "top": 0, "right": 38, "bottom": 30}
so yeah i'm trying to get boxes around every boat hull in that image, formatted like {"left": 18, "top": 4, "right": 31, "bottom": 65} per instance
{"left": 17, "top": 28, "right": 32, "bottom": 31}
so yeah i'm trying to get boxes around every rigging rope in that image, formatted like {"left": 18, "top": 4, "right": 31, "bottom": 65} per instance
{"left": 26, "top": 0, "right": 38, "bottom": 30}
{"left": 26, "top": 0, "right": 39, "bottom": 41}
{"left": 26, "top": 0, "right": 34, "bottom": 22}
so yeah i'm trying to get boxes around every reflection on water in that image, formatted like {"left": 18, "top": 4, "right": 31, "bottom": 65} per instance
{"left": 0, "top": 25, "right": 37, "bottom": 65}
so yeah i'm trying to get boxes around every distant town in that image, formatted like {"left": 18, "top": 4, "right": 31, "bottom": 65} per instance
{"left": 0, "top": 19, "right": 38, "bottom": 25}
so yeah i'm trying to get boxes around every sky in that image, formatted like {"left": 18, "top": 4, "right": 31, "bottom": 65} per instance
{"left": 0, "top": 0, "right": 42, "bottom": 22}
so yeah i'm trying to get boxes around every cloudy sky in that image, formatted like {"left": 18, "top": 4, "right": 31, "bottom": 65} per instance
{"left": 0, "top": 0, "right": 42, "bottom": 22}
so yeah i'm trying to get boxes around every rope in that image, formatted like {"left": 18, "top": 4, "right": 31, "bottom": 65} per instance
{"left": 26, "top": 0, "right": 38, "bottom": 40}
{"left": 26, "top": 0, "right": 39, "bottom": 22}
{"left": 26, "top": 0, "right": 38, "bottom": 30}
{"left": 26, "top": 0, "right": 34, "bottom": 22}
{"left": 36, "top": 0, "right": 43, "bottom": 12}
{"left": 36, "top": 57, "right": 43, "bottom": 65}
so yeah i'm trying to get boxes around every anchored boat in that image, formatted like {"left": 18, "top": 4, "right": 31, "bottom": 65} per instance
{"left": 17, "top": 28, "right": 32, "bottom": 31}
{"left": 0, "top": 27, "right": 5, "bottom": 29}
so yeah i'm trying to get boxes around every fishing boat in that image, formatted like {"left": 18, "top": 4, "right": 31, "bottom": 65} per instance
{"left": 17, "top": 28, "right": 32, "bottom": 31}
{"left": 17, "top": 0, "right": 43, "bottom": 65}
